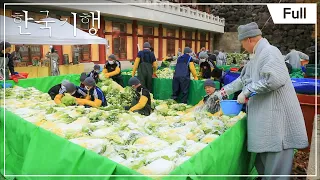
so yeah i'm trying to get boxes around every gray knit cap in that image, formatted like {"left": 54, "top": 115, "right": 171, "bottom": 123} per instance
{"left": 184, "top": 47, "right": 192, "bottom": 54}
{"left": 108, "top": 54, "right": 117, "bottom": 60}
{"left": 80, "top": 72, "right": 87, "bottom": 82}
{"left": 237, "top": 22, "right": 262, "bottom": 41}
{"left": 199, "top": 51, "right": 209, "bottom": 59}
{"left": 83, "top": 77, "right": 96, "bottom": 87}
{"left": 0, "top": 41, "right": 11, "bottom": 50}
{"left": 214, "top": 50, "right": 219, "bottom": 55}
{"left": 128, "top": 77, "right": 141, "bottom": 86}
{"left": 94, "top": 64, "right": 100, "bottom": 70}
{"left": 204, "top": 79, "right": 215, "bottom": 88}
{"left": 143, "top": 42, "right": 151, "bottom": 49}
{"left": 61, "top": 80, "right": 70, "bottom": 87}
{"left": 65, "top": 83, "right": 77, "bottom": 93}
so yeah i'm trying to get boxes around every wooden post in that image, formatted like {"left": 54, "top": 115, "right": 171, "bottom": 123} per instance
{"left": 98, "top": 17, "right": 106, "bottom": 64}
{"left": 133, "top": 20, "right": 138, "bottom": 61}
{"left": 159, "top": 24, "right": 163, "bottom": 61}
{"left": 195, "top": 29, "right": 198, "bottom": 53}
{"left": 179, "top": 27, "right": 182, "bottom": 50}
{"left": 208, "top": 32, "right": 211, "bottom": 52}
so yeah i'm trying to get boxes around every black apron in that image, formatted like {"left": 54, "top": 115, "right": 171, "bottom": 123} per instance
{"left": 105, "top": 62, "right": 124, "bottom": 87}
{"left": 137, "top": 51, "right": 153, "bottom": 92}
{"left": 131, "top": 87, "right": 151, "bottom": 116}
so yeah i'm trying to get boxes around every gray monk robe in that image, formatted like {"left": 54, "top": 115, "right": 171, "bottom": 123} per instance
{"left": 223, "top": 38, "right": 308, "bottom": 179}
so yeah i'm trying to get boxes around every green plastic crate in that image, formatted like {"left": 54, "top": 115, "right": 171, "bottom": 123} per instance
{"left": 306, "top": 64, "right": 320, "bottom": 77}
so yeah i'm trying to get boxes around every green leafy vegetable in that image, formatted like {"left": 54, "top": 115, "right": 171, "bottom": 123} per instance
{"left": 61, "top": 94, "right": 76, "bottom": 106}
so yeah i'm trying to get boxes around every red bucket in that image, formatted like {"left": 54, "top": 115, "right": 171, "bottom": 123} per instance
{"left": 230, "top": 67, "right": 239, "bottom": 72}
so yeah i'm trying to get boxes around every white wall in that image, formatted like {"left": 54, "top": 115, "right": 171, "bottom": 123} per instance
{"left": 15, "top": 0, "right": 225, "bottom": 33}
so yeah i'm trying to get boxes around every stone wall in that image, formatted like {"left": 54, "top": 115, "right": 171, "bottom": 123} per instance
{"left": 210, "top": 0, "right": 318, "bottom": 56}
{"left": 214, "top": 32, "right": 241, "bottom": 53}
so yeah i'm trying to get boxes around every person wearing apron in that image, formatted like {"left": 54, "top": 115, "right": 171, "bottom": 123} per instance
{"left": 76, "top": 77, "right": 107, "bottom": 108}
{"left": 125, "top": 77, "right": 151, "bottom": 116}
{"left": 54, "top": 82, "right": 88, "bottom": 105}
{"left": 132, "top": 42, "right": 158, "bottom": 92}
{"left": 88, "top": 64, "right": 100, "bottom": 84}
{"left": 199, "top": 51, "right": 214, "bottom": 79}
{"left": 172, "top": 47, "right": 198, "bottom": 104}
{"left": 102, "top": 54, "right": 124, "bottom": 87}
{"left": 79, "top": 72, "right": 87, "bottom": 88}
{"left": 48, "top": 80, "right": 70, "bottom": 101}
{"left": 0, "top": 41, "right": 15, "bottom": 80}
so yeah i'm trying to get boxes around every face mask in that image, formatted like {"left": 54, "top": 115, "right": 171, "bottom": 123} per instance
{"left": 109, "top": 60, "right": 115, "bottom": 65}
{"left": 71, "top": 91, "right": 76, "bottom": 95}
{"left": 95, "top": 70, "right": 100, "bottom": 73}
{"left": 85, "top": 86, "right": 90, "bottom": 90}
{"left": 200, "top": 59, "right": 206, "bottom": 63}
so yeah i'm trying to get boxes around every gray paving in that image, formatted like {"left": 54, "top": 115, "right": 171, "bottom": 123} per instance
{"left": 307, "top": 115, "right": 319, "bottom": 179}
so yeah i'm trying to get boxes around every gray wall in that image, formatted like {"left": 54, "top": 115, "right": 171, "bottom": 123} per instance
{"left": 213, "top": 32, "right": 241, "bottom": 53}
{"left": 210, "top": 2, "right": 316, "bottom": 55}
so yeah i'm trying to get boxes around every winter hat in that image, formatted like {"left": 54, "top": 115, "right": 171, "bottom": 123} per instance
{"left": 0, "top": 41, "right": 11, "bottom": 50}
{"left": 128, "top": 77, "right": 141, "bottom": 86}
{"left": 83, "top": 77, "right": 96, "bottom": 87}
{"left": 108, "top": 54, "right": 117, "bottom": 60}
{"left": 199, "top": 51, "right": 209, "bottom": 59}
{"left": 65, "top": 83, "right": 77, "bottom": 93}
{"left": 80, "top": 72, "right": 87, "bottom": 82}
{"left": 237, "top": 22, "right": 262, "bottom": 41}
{"left": 61, "top": 80, "right": 70, "bottom": 87}
{"left": 204, "top": 79, "right": 215, "bottom": 88}
{"left": 184, "top": 47, "right": 192, "bottom": 54}
{"left": 214, "top": 50, "right": 219, "bottom": 55}
{"left": 143, "top": 42, "right": 151, "bottom": 49}
{"left": 94, "top": 64, "right": 100, "bottom": 70}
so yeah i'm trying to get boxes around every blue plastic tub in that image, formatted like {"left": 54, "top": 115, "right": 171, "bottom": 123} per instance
{"left": 1, "top": 83, "right": 13, "bottom": 88}
{"left": 291, "top": 78, "right": 320, "bottom": 95}
{"left": 220, "top": 100, "right": 243, "bottom": 116}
